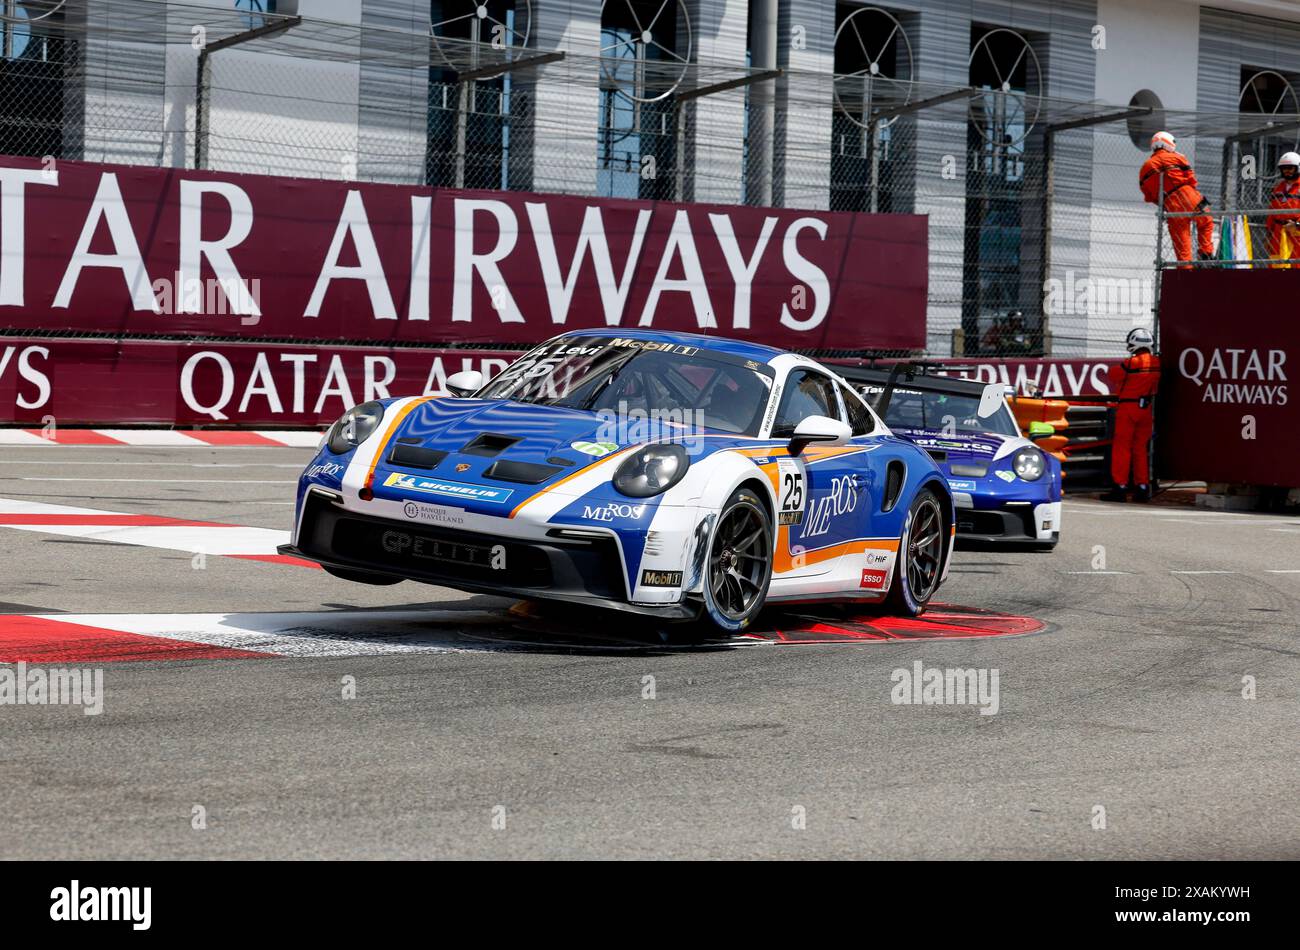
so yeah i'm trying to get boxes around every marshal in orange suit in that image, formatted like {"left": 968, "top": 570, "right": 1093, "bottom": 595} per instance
{"left": 1102, "top": 328, "right": 1161, "bottom": 503}
{"left": 1139, "top": 131, "right": 1214, "bottom": 268}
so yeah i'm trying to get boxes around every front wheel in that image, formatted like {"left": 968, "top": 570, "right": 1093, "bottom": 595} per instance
{"left": 885, "top": 489, "right": 945, "bottom": 616}
{"left": 700, "top": 487, "right": 773, "bottom": 633}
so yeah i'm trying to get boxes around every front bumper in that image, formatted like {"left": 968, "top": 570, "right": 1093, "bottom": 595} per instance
{"left": 953, "top": 500, "right": 1060, "bottom": 545}
{"left": 284, "top": 490, "right": 701, "bottom": 620}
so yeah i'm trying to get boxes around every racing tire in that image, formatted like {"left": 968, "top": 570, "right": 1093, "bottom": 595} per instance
{"left": 700, "top": 487, "right": 773, "bottom": 633}
{"left": 323, "top": 565, "right": 403, "bottom": 586}
{"left": 885, "top": 488, "right": 945, "bottom": 617}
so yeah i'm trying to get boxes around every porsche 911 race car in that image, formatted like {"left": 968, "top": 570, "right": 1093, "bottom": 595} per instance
{"left": 281, "top": 330, "right": 957, "bottom": 632}
{"left": 840, "top": 364, "right": 1062, "bottom": 549}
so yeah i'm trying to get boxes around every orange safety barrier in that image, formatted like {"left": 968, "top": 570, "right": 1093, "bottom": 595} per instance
{"left": 1009, "top": 396, "right": 1070, "bottom": 463}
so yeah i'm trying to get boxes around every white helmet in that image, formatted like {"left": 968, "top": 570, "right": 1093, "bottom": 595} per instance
{"left": 1151, "top": 131, "right": 1177, "bottom": 152}
{"left": 1126, "top": 327, "right": 1155, "bottom": 353}
{"left": 1280, "top": 152, "right": 1300, "bottom": 167}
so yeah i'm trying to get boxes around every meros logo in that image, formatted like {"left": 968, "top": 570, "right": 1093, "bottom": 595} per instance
{"left": 802, "top": 475, "right": 859, "bottom": 539}
{"left": 582, "top": 502, "right": 647, "bottom": 522}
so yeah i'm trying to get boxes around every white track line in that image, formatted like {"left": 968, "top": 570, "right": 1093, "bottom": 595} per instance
{"left": 18, "top": 478, "right": 296, "bottom": 484}
{"left": 253, "top": 430, "right": 322, "bottom": 447}
{"left": 0, "top": 430, "right": 50, "bottom": 445}
{"left": 32, "top": 611, "right": 482, "bottom": 657}
{"left": 90, "top": 429, "right": 206, "bottom": 446}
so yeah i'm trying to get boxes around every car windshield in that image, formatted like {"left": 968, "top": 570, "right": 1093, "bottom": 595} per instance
{"left": 872, "top": 386, "right": 1020, "bottom": 438}
{"left": 477, "top": 337, "right": 775, "bottom": 436}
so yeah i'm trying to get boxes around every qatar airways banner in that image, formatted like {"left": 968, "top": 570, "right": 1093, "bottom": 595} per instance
{"left": 831, "top": 358, "right": 1120, "bottom": 398}
{"left": 0, "top": 156, "right": 927, "bottom": 349}
{"left": 0, "top": 339, "right": 516, "bottom": 426}
{"left": 4, "top": 339, "right": 1122, "bottom": 427}
{"left": 1157, "top": 270, "right": 1299, "bottom": 486}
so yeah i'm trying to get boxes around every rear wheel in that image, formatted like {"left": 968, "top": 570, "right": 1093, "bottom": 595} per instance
{"left": 885, "top": 489, "right": 945, "bottom": 616}
{"left": 701, "top": 488, "right": 773, "bottom": 632}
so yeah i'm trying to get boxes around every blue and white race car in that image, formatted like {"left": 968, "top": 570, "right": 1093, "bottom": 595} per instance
{"left": 281, "top": 330, "right": 957, "bottom": 633}
{"left": 840, "top": 364, "right": 1062, "bottom": 549}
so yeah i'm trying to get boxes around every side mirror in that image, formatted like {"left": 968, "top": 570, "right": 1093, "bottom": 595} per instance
{"left": 789, "top": 415, "right": 852, "bottom": 454}
{"left": 445, "top": 370, "right": 484, "bottom": 398}
{"left": 1028, "top": 421, "right": 1056, "bottom": 440}
{"left": 977, "top": 382, "right": 1008, "bottom": 419}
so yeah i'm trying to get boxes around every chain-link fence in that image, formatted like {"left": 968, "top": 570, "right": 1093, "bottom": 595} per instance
{"left": 4, "top": 0, "right": 1298, "bottom": 360}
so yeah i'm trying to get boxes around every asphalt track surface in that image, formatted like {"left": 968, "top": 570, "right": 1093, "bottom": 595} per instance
{"left": 0, "top": 444, "right": 1296, "bottom": 860}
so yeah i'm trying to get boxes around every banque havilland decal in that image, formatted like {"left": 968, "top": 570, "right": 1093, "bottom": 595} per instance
{"left": 839, "top": 364, "right": 1062, "bottom": 549}
{"left": 281, "top": 329, "right": 956, "bottom": 632}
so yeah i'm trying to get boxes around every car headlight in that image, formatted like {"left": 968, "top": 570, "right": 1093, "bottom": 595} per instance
{"left": 613, "top": 444, "right": 689, "bottom": 498}
{"left": 1013, "top": 447, "right": 1046, "bottom": 481}
{"left": 326, "top": 401, "right": 385, "bottom": 454}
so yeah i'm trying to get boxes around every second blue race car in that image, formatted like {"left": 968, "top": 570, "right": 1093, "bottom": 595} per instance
{"left": 840, "top": 363, "right": 1062, "bottom": 549}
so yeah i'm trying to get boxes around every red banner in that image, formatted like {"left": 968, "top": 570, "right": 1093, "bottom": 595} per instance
{"left": 831, "top": 357, "right": 1120, "bottom": 397}
{"left": 0, "top": 338, "right": 516, "bottom": 426}
{"left": 1157, "top": 270, "right": 1299, "bottom": 486}
{"left": 0, "top": 156, "right": 926, "bottom": 350}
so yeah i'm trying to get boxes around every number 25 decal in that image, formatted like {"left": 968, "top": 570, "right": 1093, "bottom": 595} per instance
{"left": 777, "top": 458, "right": 805, "bottom": 525}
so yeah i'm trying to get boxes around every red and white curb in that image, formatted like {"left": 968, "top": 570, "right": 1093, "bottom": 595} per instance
{"left": 0, "top": 603, "right": 1052, "bottom": 663}
{"left": 0, "top": 611, "right": 477, "bottom": 662}
{"left": 0, "top": 497, "right": 314, "bottom": 567}
{"left": 0, "top": 429, "right": 322, "bottom": 447}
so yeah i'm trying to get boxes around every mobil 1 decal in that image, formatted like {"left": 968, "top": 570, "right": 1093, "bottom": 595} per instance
{"left": 777, "top": 457, "right": 806, "bottom": 526}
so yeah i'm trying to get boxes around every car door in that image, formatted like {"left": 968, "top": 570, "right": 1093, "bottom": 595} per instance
{"left": 768, "top": 369, "right": 866, "bottom": 584}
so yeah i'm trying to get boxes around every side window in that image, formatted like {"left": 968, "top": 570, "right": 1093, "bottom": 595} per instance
{"left": 838, "top": 383, "right": 876, "bottom": 435}
{"left": 772, "top": 370, "right": 841, "bottom": 437}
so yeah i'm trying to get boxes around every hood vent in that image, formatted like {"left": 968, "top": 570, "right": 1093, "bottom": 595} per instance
{"left": 925, "top": 448, "right": 948, "bottom": 462}
{"left": 483, "top": 460, "right": 564, "bottom": 484}
{"left": 461, "top": 433, "right": 520, "bottom": 457}
{"left": 950, "top": 461, "right": 988, "bottom": 478}
{"left": 388, "top": 444, "right": 449, "bottom": 470}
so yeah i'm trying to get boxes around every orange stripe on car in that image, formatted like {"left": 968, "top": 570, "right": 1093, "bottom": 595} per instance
{"left": 773, "top": 537, "right": 898, "bottom": 575}
{"left": 364, "top": 397, "right": 434, "bottom": 492}
{"left": 508, "top": 447, "right": 638, "bottom": 518}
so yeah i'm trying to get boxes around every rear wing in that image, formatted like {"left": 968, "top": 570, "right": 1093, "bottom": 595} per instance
{"left": 834, "top": 361, "right": 1005, "bottom": 419}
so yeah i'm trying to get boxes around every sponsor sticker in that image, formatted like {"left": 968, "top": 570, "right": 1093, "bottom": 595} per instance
{"left": 995, "top": 470, "right": 1016, "bottom": 483}
{"left": 582, "top": 502, "right": 647, "bottom": 522}
{"left": 641, "top": 569, "right": 684, "bottom": 587}
{"left": 401, "top": 500, "right": 466, "bottom": 527}
{"left": 777, "top": 457, "right": 806, "bottom": 525}
{"left": 947, "top": 478, "right": 978, "bottom": 492}
{"left": 306, "top": 462, "right": 343, "bottom": 478}
{"left": 383, "top": 472, "right": 513, "bottom": 504}
{"left": 572, "top": 440, "right": 619, "bottom": 457}
{"left": 860, "top": 568, "right": 889, "bottom": 590}
{"left": 455, "top": 463, "right": 471, "bottom": 473}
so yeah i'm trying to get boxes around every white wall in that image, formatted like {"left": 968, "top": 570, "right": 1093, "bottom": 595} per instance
{"left": 1077, "top": 0, "right": 1203, "bottom": 356}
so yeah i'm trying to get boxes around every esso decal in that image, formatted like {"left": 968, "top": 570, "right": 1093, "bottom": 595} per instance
{"left": 860, "top": 569, "right": 889, "bottom": 590}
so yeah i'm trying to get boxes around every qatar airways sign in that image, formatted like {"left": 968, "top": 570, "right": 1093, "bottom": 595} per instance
{"left": 0, "top": 156, "right": 927, "bottom": 349}
{"left": 1157, "top": 269, "right": 1300, "bottom": 486}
